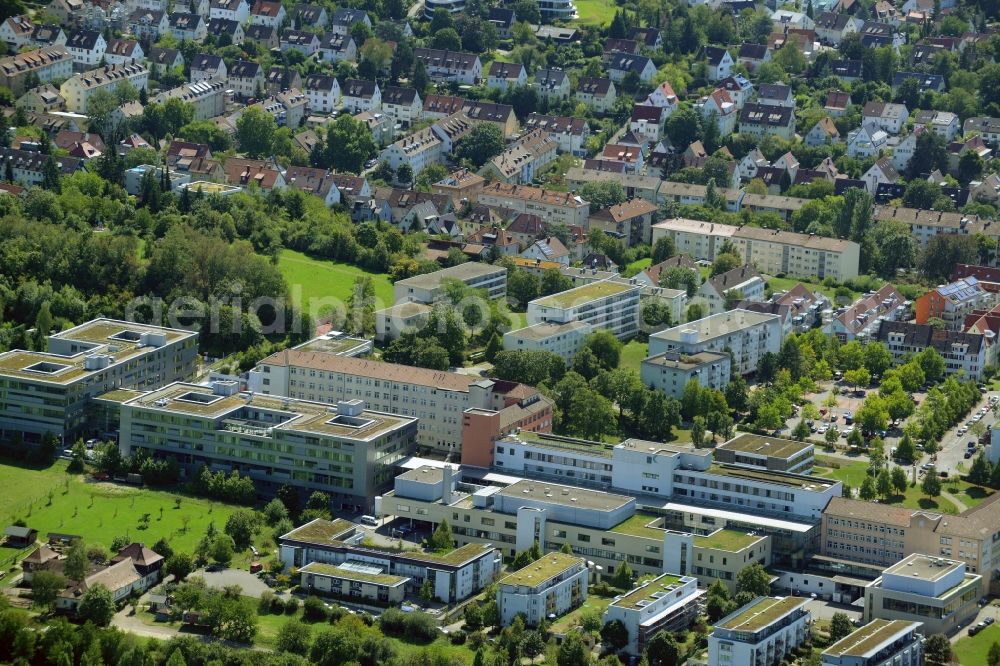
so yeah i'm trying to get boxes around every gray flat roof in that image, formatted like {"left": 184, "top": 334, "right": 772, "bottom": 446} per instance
{"left": 884, "top": 554, "right": 963, "bottom": 581}
{"left": 652, "top": 309, "right": 780, "bottom": 344}
{"left": 642, "top": 350, "right": 730, "bottom": 370}
{"left": 505, "top": 321, "right": 592, "bottom": 341}
{"left": 499, "top": 479, "right": 633, "bottom": 512}
{"left": 717, "top": 433, "right": 812, "bottom": 460}
{"left": 394, "top": 262, "right": 505, "bottom": 289}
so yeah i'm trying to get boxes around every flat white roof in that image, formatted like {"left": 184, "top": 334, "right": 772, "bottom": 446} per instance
{"left": 657, "top": 501, "right": 815, "bottom": 533}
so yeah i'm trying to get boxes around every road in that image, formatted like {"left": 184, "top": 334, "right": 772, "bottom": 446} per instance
{"left": 928, "top": 391, "right": 998, "bottom": 476}
{"left": 407, "top": 0, "right": 423, "bottom": 19}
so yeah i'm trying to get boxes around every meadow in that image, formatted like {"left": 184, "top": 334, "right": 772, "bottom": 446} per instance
{"left": 278, "top": 250, "right": 395, "bottom": 312}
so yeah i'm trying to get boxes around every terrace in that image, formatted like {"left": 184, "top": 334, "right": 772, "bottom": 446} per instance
{"left": 708, "top": 463, "right": 835, "bottom": 490}
{"left": 611, "top": 574, "right": 686, "bottom": 610}
{"left": 716, "top": 596, "right": 806, "bottom": 633}
{"left": 695, "top": 529, "right": 763, "bottom": 552}
{"left": 717, "top": 434, "right": 811, "bottom": 460}
{"left": 824, "top": 619, "right": 915, "bottom": 658}
{"left": 532, "top": 280, "right": 635, "bottom": 309}
{"left": 609, "top": 513, "right": 666, "bottom": 540}
{"left": 501, "top": 552, "right": 582, "bottom": 588}
{"left": 299, "top": 562, "right": 407, "bottom": 586}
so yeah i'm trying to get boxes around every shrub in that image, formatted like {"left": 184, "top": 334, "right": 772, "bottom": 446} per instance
{"left": 449, "top": 631, "right": 467, "bottom": 645}
{"left": 259, "top": 591, "right": 274, "bottom": 614}
{"left": 284, "top": 596, "right": 299, "bottom": 615}
{"left": 403, "top": 611, "right": 439, "bottom": 642}
{"left": 302, "top": 595, "right": 328, "bottom": 622}
{"left": 379, "top": 607, "right": 406, "bottom": 635}
{"left": 270, "top": 595, "right": 287, "bottom": 614}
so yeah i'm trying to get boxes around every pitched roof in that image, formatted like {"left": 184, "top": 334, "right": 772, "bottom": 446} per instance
{"left": 342, "top": 78, "right": 377, "bottom": 97}
{"left": 228, "top": 59, "right": 260, "bottom": 78}
{"left": 423, "top": 93, "right": 464, "bottom": 115}
{"left": 708, "top": 264, "right": 762, "bottom": 295}
{"left": 738, "top": 43, "right": 768, "bottom": 59}
{"left": 875, "top": 320, "right": 984, "bottom": 355}
{"left": 488, "top": 61, "right": 524, "bottom": 80}
{"left": 525, "top": 113, "right": 587, "bottom": 135}
{"left": 66, "top": 29, "right": 101, "bottom": 49}
{"left": 576, "top": 76, "right": 612, "bottom": 95}
{"left": 739, "top": 102, "right": 794, "bottom": 126}
{"left": 382, "top": 86, "right": 418, "bottom": 105}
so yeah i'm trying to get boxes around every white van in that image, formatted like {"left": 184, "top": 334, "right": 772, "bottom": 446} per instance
{"left": 360, "top": 515, "right": 378, "bottom": 526}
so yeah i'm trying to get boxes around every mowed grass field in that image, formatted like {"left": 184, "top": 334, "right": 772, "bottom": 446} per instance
{"left": 954, "top": 623, "right": 1000, "bottom": 666}
{"left": 0, "top": 459, "right": 243, "bottom": 568}
{"left": 278, "top": 250, "right": 394, "bottom": 312}
{"left": 573, "top": 0, "right": 617, "bottom": 25}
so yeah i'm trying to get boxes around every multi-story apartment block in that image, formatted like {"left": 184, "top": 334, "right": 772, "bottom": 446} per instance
{"left": 104, "top": 38, "right": 143, "bottom": 65}
{"left": 648, "top": 309, "right": 783, "bottom": 377}
{"left": 226, "top": 59, "right": 262, "bottom": 99}
{"left": 413, "top": 48, "right": 481, "bottom": 85}
{"left": 533, "top": 69, "right": 570, "bottom": 100}
{"left": 318, "top": 33, "right": 356, "bottom": 63}
{"left": 168, "top": 12, "right": 207, "bottom": 41}
{"left": 120, "top": 384, "right": 416, "bottom": 511}
{"left": 393, "top": 262, "right": 507, "bottom": 304}
{"left": 303, "top": 74, "right": 340, "bottom": 113}
{"left": 152, "top": 80, "right": 226, "bottom": 120}
{"left": 964, "top": 116, "right": 1000, "bottom": 147}
{"left": 381, "top": 86, "right": 421, "bottom": 127}
{"left": 640, "top": 350, "right": 731, "bottom": 400}
{"left": 246, "top": 348, "right": 551, "bottom": 455}
{"left": 0, "top": 46, "right": 73, "bottom": 96}
{"left": 279, "top": 518, "right": 501, "bottom": 602}
{"left": 650, "top": 218, "right": 861, "bottom": 281}
{"left": 209, "top": 0, "right": 249, "bottom": 22}
{"left": 697, "top": 264, "right": 765, "bottom": 315}
{"left": 876, "top": 320, "right": 988, "bottom": 381}
{"left": 0, "top": 319, "right": 198, "bottom": 442}
{"left": 190, "top": 53, "right": 226, "bottom": 82}
{"left": 379, "top": 127, "right": 442, "bottom": 178}
{"left": 863, "top": 554, "right": 982, "bottom": 635}
{"left": 527, "top": 280, "right": 641, "bottom": 340}
{"left": 60, "top": 63, "right": 148, "bottom": 113}
{"left": 873, "top": 206, "right": 990, "bottom": 248}
{"left": 478, "top": 182, "right": 590, "bottom": 227}
{"left": 575, "top": 76, "right": 616, "bottom": 113}
{"left": 480, "top": 128, "right": 559, "bottom": 185}
{"left": 498, "top": 553, "right": 588, "bottom": 626}
{"left": 0, "top": 15, "right": 35, "bottom": 50}
{"left": 130, "top": 9, "right": 168, "bottom": 40}
{"left": 65, "top": 29, "right": 106, "bottom": 69}
{"left": 342, "top": 78, "right": 380, "bottom": 113}
{"left": 0, "top": 148, "right": 83, "bottom": 185}
{"left": 524, "top": 114, "right": 589, "bottom": 156}
{"left": 821, "top": 619, "right": 922, "bottom": 666}
{"left": 738, "top": 102, "right": 796, "bottom": 140}
{"left": 709, "top": 596, "right": 811, "bottom": 666}
{"left": 602, "top": 574, "right": 703, "bottom": 656}
{"left": 914, "top": 277, "right": 991, "bottom": 330}
{"left": 830, "top": 285, "right": 907, "bottom": 342}
{"left": 503, "top": 321, "right": 594, "bottom": 362}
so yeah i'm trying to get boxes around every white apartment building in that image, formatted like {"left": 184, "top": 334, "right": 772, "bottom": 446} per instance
{"left": 60, "top": 62, "right": 149, "bottom": 113}
{"left": 603, "top": 574, "right": 703, "bottom": 656}
{"left": 651, "top": 218, "right": 860, "bottom": 281}
{"left": 527, "top": 280, "right": 641, "bottom": 340}
{"left": 876, "top": 321, "right": 988, "bottom": 381}
{"left": 821, "top": 620, "right": 922, "bottom": 666}
{"left": 304, "top": 74, "right": 341, "bottom": 113}
{"left": 64, "top": 29, "right": 105, "bottom": 69}
{"left": 498, "top": 553, "right": 588, "bottom": 626}
{"left": 478, "top": 182, "right": 590, "bottom": 227}
{"left": 697, "top": 265, "right": 766, "bottom": 315}
{"left": 209, "top": 0, "right": 249, "bottom": 22}
{"left": 648, "top": 309, "right": 783, "bottom": 376}
{"left": 279, "top": 518, "right": 501, "bottom": 602}
{"left": 503, "top": 321, "right": 594, "bottom": 362}
{"left": 392, "top": 262, "right": 507, "bottom": 305}
{"left": 380, "top": 127, "right": 442, "bottom": 177}
{"left": 152, "top": 79, "right": 226, "bottom": 121}
{"left": 0, "top": 319, "right": 198, "bottom": 442}
{"left": 640, "top": 350, "right": 731, "bottom": 400}
{"left": 709, "top": 596, "right": 811, "bottom": 666}
{"left": 863, "top": 554, "right": 982, "bottom": 636}
{"left": 227, "top": 59, "right": 262, "bottom": 100}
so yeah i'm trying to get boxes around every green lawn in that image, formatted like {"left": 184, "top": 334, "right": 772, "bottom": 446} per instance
{"left": 954, "top": 624, "right": 1000, "bottom": 666}
{"left": 572, "top": 0, "right": 617, "bottom": 25}
{"left": 278, "top": 250, "right": 395, "bottom": 312}
{"left": 814, "top": 456, "right": 870, "bottom": 487}
{"left": 549, "top": 591, "right": 616, "bottom": 633}
{"left": 0, "top": 459, "right": 244, "bottom": 571}
{"left": 623, "top": 258, "right": 651, "bottom": 278}
{"left": 620, "top": 340, "right": 648, "bottom": 372}
{"left": 944, "top": 479, "right": 995, "bottom": 510}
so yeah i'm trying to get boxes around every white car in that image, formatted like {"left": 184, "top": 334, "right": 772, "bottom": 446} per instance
{"left": 817, "top": 426, "right": 828, "bottom": 435}
{"left": 958, "top": 427, "right": 967, "bottom": 435}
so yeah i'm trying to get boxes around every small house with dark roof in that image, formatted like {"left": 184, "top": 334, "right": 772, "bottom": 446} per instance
{"left": 4, "top": 525, "right": 37, "bottom": 548}
{"left": 207, "top": 17, "right": 244, "bottom": 45}
{"left": 605, "top": 51, "right": 657, "bottom": 83}
{"left": 319, "top": 32, "right": 356, "bottom": 63}
{"left": 575, "top": 76, "right": 616, "bottom": 113}
{"left": 486, "top": 61, "right": 526, "bottom": 91}
{"left": 280, "top": 29, "right": 319, "bottom": 55}
{"left": 830, "top": 59, "right": 862, "bottom": 80}
{"left": 147, "top": 46, "right": 183, "bottom": 71}
{"left": 488, "top": 7, "right": 515, "bottom": 38}
{"left": 245, "top": 23, "right": 278, "bottom": 50}
{"left": 700, "top": 45, "right": 734, "bottom": 81}
{"left": 330, "top": 8, "right": 370, "bottom": 35}
{"left": 291, "top": 3, "right": 327, "bottom": 29}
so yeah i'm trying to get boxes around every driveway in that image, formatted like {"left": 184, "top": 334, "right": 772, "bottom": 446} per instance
{"left": 197, "top": 568, "right": 273, "bottom": 598}
{"left": 803, "top": 598, "right": 862, "bottom": 623}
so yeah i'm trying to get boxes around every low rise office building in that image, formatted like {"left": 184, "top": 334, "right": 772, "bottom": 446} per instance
{"left": 714, "top": 433, "right": 814, "bottom": 474}
{"left": 498, "top": 552, "right": 588, "bottom": 626}
{"left": 120, "top": 385, "right": 417, "bottom": 512}
{"left": 280, "top": 518, "right": 501, "bottom": 602}
{"left": 392, "top": 262, "right": 507, "bottom": 304}
{"left": 863, "top": 554, "right": 982, "bottom": 635}
{"left": 0, "top": 319, "right": 198, "bottom": 442}
{"left": 299, "top": 562, "right": 408, "bottom": 604}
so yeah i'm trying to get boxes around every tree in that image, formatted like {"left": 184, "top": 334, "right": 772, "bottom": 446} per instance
{"left": 276, "top": 619, "right": 312, "bottom": 655}
{"left": 666, "top": 108, "right": 702, "bottom": 149}
{"left": 579, "top": 181, "right": 626, "bottom": 212}
{"left": 235, "top": 106, "right": 276, "bottom": 159}
{"left": 78, "top": 584, "right": 116, "bottom": 626}
{"left": 652, "top": 236, "right": 676, "bottom": 263}
{"left": 925, "top": 634, "right": 952, "bottom": 666}
{"left": 863, "top": 343, "right": 892, "bottom": 377}
{"left": 970, "top": 452, "right": 993, "bottom": 486}
{"left": 686, "top": 303, "right": 705, "bottom": 322}
{"left": 645, "top": 631, "right": 680, "bottom": 666}
{"left": 736, "top": 562, "right": 771, "bottom": 597}
{"left": 582, "top": 330, "right": 623, "bottom": 371}
{"left": 412, "top": 58, "right": 430, "bottom": 94}
{"left": 906, "top": 130, "right": 949, "bottom": 179}
{"left": 558, "top": 633, "right": 592, "bottom": 666}
{"left": 165, "top": 553, "right": 194, "bottom": 580}
{"left": 507, "top": 269, "right": 540, "bottom": 308}
{"left": 427, "top": 519, "right": 454, "bottom": 551}
{"left": 825, "top": 427, "right": 839, "bottom": 448}
{"left": 30, "top": 570, "right": 66, "bottom": 610}
{"left": 859, "top": 475, "right": 877, "bottom": 500}
{"left": 41, "top": 155, "right": 61, "bottom": 192}
{"left": 919, "top": 234, "right": 979, "bottom": 282}
{"left": 601, "top": 620, "right": 629, "bottom": 650}
{"left": 691, "top": 415, "right": 706, "bottom": 447}
{"left": 830, "top": 613, "right": 853, "bottom": 642}
{"left": 396, "top": 163, "right": 413, "bottom": 188}
{"left": 876, "top": 469, "right": 892, "bottom": 499}
{"left": 210, "top": 536, "right": 234, "bottom": 566}
{"left": 514, "top": 0, "right": 541, "bottom": 23}
{"left": 660, "top": 266, "right": 699, "bottom": 297}
{"left": 322, "top": 115, "right": 377, "bottom": 174}
{"left": 64, "top": 540, "right": 88, "bottom": 582}
{"left": 457, "top": 123, "right": 506, "bottom": 167}
{"left": 915, "top": 348, "right": 945, "bottom": 384}
{"left": 921, "top": 467, "right": 942, "bottom": 498}
{"left": 710, "top": 252, "right": 742, "bottom": 277}
{"left": 224, "top": 509, "right": 259, "bottom": 551}
{"left": 612, "top": 560, "right": 633, "bottom": 589}
{"left": 792, "top": 418, "right": 811, "bottom": 441}
{"left": 891, "top": 466, "right": 908, "bottom": 495}
{"left": 844, "top": 367, "right": 870, "bottom": 391}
